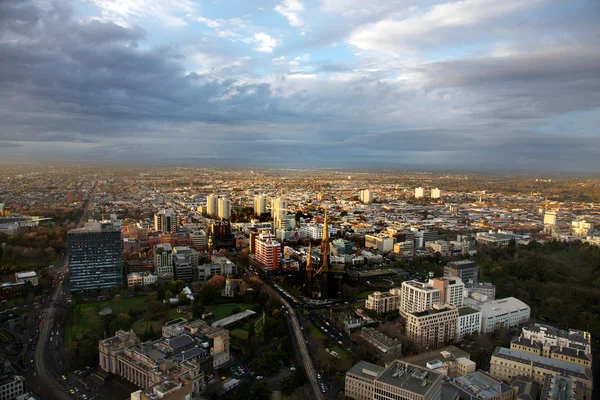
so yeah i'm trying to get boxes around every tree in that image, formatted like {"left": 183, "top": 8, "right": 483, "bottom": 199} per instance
{"left": 207, "top": 274, "right": 226, "bottom": 290}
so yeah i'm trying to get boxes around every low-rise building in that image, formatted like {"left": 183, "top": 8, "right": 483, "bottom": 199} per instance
{"left": 443, "top": 371, "right": 516, "bottom": 400}
{"left": 197, "top": 255, "right": 237, "bottom": 281}
{"left": 394, "top": 240, "right": 415, "bottom": 257}
{"left": 520, "top": 324, "right": 591, "bottom": 354}
{"left": 464, "top": 282, "right": 496, "bottom": 300}
{"left": 359, "top": 328, "right": 402, "bottom": 363}
{"left": 126, "top": 272, "right": 157, "bottom": 287}
{"left": 480, "top": 298, "right": 530, "bottom": 334}
{"left": 14, "top": 271, "right": 38, "bottom": 286}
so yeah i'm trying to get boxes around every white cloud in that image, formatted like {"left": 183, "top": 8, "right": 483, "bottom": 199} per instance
{"left": 89, "top": 0, "right": 196, "bottom": 27}
{"left": 348, "top": 0, "right": 542, "bottom": 54}
{"left": 275, "top": 0, "right": 305, "bottom": 28}
{"left": 251, "top": 33, "right": 278, "bottom": 53}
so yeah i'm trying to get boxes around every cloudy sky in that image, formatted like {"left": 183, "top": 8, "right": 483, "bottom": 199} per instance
{"left": 0, "top": 0, "right": 599, "bottom": 171}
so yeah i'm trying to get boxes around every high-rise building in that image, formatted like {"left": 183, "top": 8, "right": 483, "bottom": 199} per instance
{"left": 206, "top": 195, "right": 218, "bottom": 216}
{"left": 68, "top": 221, "right": 123, "bottom": 292}
{"left": 431, "top": 188, "right": 441, "bottom": 199}
{"left": 172, "top": 247, "right": 197, "bottom": 282}
{"left": 572, "top": 220, "right": 593, "bottom": 237}
{"left": 254, "top": 195, "right": 267, "bottom": 215}
{"left": 457, "top": 307, "right": 481, "bottom": 340}
{"left": 67, "top": 190, "right": 73, "bottom": 203}
{"left": 415, "top": 187, "right": 425, "bottom": 198}
{"left": 404, "top": 304, "right": 459, "bottom": 350}
{"left": 365, "top": 288, "right": 402, "bottom": 314}
{"left": 251, "top": 232, "right": 281, "bottom": 271}
{"left": 359, "top": 189, "right": 374, "bottom": 204}
{"left": 271, "top": 197, "right": 287, "bottom": 229}
{"left": 543, "top": 211, "right": 557, "bottom": 226}
{"left": 444, "top": 260, "right": 478, "bottom": 283}
{"left": 154, "top": 243, "right": 173, "bottom": 277}
{"left": 77, "top": 190, "right": 84, "bottom": 202}
{"left": 189, "top": 230, "right": 208, "bottom": 251}
{"left": 154, "top": 209, "right": 180, "bottom": 233}
{"left": 209, "top": 221, "right": 235, "bottom": 249}
{"left": 217, "top": 197, "right": 231, "bottom": 219}
{"left": 430, "top": 277, "right": 464, "bottom": 307}
{"left": 400, "top": 280, "right": 440, "bottom": 315}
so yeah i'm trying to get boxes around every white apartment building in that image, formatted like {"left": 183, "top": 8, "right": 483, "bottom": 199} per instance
{"left": 154, "top": 209, "right": 180, "bottom": 233}
{"left": 127, "top": 272, "right": 158, "bottom": 287}
{"left": 431, "top": 188, "right": 441, "bottom": 199}
{"left": 480, "top": 297, "right": 531, "bottom": 334}
{"left": 405, "top": 304, "right": 459, "bottom": 350}
{"left": 430, "top": 277, "right": 464, "bottom": 308}
{"left": 0, "top": 375, "right": 25, "bottom": 400}
{"left": 572, "top": 220, "right": 593, "bottom": 237}
{"left": 365, "top": 288, "right": 401, "bottom": 314}
{"left": 154, "top": 243, "right": 173, "bottom": 276}
{"left": 415, "top": 187, "right": 425, "bottom": 198}
{"left": 206, "top": 195, "right": 218, "bottom": 216}
{"left": 217, "top": 197, "right": 231, "bottom": 219}
{"left": 359, "top": 189, "right": 374, "bottom": 204}
{"left": 254, "top": 195, "right": 267, "bottom": 215}
{"left": 457, "top": 307, "right": 482, "bottom": 340}
{"left": 365, "top": 234, "right": 395, "bottom": 253}
{"left": 400, "top": 280, "right": 440, "bottom": 315}
{"left": 543, "top": 211, "right": 557, "bottom": 226}
{"left": 307, "top": 224, "right": 337, "bottom": 240}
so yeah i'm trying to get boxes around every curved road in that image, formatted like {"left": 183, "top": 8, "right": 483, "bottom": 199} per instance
{"left": 34, "top": 178, "right": 99, "bottom": 400}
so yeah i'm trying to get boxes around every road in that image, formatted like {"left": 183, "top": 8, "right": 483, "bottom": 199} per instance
{"left": 249, "top": 272, "right": 324, "bottom": 400}
{"left": 33, "top": 177, "right": 99, "bottom": 400}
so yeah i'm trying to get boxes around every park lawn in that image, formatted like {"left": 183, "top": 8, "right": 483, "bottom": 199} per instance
{"left": 133, "top": 319, "right": 162, "bottom": 338}
{"left": 230, "top": 328, "right": 249, "bottom": 340}
{"left": 163, "top": 308, "right": 187, "bottom": 322}
{"left": 357, "top": 290, "right": 376, "bottom": 299}
{"left": 319, "top": 346, "right": 354, "bottom": 371}
{"left": 308, "top": 323, "right": 326, "bottom": 339}
{"left": 0, "top": 330, "right": 14, "bottom": 343}
{"left": 205, "top": 303, "right": 250, "bottom": 321}
{"left": 65, "top": 295, "right": 148, "bottom": 343}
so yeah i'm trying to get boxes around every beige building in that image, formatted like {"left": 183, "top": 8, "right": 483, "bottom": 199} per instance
{"left": 401, "top": 346, "right": 475, "bottom": 378}
{"left": 426, "top": 240, "right": 450, "bottom": 257}
{"left": 393, "top": 240, "right": 415, "bottom": 257}
{"left": 400, "top": 280, "right": 440, "bottom": 315}
{"left": 365, "top": 288, "right": 401, "bottom": 314}
{"left": 489, "top": 347, "right": 593, "bottom": 400}
{"left": 345, "top": 360, "right": 443, "bottom": 400}
{"left": 404, "top": 304, "right": 459, "bottom": 350}
{"left": 130, "top": 378, "right": 192, "bottom": 400}
{"left": 510, "top": 337, "right": 592, "bottom": 369}
{"left": 430, "top": 277, "right": 464, "bottom": 307}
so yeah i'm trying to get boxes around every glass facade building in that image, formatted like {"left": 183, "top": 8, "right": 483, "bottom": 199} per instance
{"left": 68, "top": 221, "right": 123, "bottom": 292}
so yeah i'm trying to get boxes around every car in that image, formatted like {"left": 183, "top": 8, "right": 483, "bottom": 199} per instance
{"left": 62, "top": 375, "right": 67, "bottom": 380}
{"left": 221, "top": 376, "right": 227, "bottom": 381}
{"left": 256, "top": 376, "right": 263, "bottom": 380}
{"left": 290, "top": 367, "right": 296, "bottom": 371}
{"left": 338, "top": 341, "right": 343, "bottom": 345}
{"left": 317, "top": 373, "right": 321, "bottom": 379}
{"left": 69, "top": 389, "right": 75, "bottom": 394}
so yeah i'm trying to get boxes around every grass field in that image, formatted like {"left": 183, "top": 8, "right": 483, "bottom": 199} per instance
{"left": 65, "top": 295, "right": 148, "bottom": 342}
{"left": 308, "top": 322, "right": 326, "bottom": 339}
{"left": 204, "top": 303, "right": 251, "bottom": 321}
{"left": 0, "top": 330, "right": 14, "bottom": 343}
{"left": 230, "top": 328, "right": 249, "bottom": 340}
{"left": 357, "top": 290, "right": 376, "bottom": 299}
{"left": 319, "top": 346, "right": 353, "bottom": 371}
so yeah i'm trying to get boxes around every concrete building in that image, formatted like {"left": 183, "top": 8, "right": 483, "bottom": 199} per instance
{"left": 206, "top": 195, "right": 218, "bottom": 217}
{"left": 250, "top": 232, "right": 281, "bottom": 271}
{"left": 365, "top": 234, "right": 395, "bottom": 253}
{"left": 154, "top": 209, "right": 180, "bottom": 233}
{"left": 489, "top": 347, "right": 593, "bottom": 400}
{"left": 14, "top": 271, "right": 38, "bottom": 287}
{"left": 360, "top": 189, "right": 374, "bottom": 204}
{"left": 540, "top": 374, "right": 586, "bottom": 400}
{"left": 480, "top": 298, "right": 530, "bottom": 334}
{"left": 464, "top": 282, "right": 496, "bottom": 300}
{"left": 253, "top": 195, "right": 267, "bottom": 215}
{"left": 217, "top": 198, "right": 231, "bottom": 220}
{"left": 400, "top": 280, "right": 440, "bottom": 315}
{"left": 130, "top": 378, "right": 192, "bottom": 400}
{"left": 345, "top": 360, "right": 444, "bottom": 400}
{"left": 520, "top": 324, "right": 591, "bottom": 354}
{"left": 430, "top": 277, "right": 464, "bottom": 308}
{"left": 197, "top": 255, "right": 237, "bottom": 281}
{"left": 415, "top": 187, "right": 425, "bottom": 198}
{"left": 443, "top": 371, "right": 516, "bottom": 400}
{"left": 509, "top": 337, "right": 592, "bottom": 369}
{"left": 307, "top": 224, "right": 337, "bottom": 240}
{"left": 172, "top": 247, "right": 197, "bottom": 282}
{"left": 404, "top": 304, "right": 459, "bottom": 350}
{"left": 189, "top": 230, "right": 208, "bottom": 251}
{"left": 0, "top": 375, "right": 25, "bottom": 400}
{"left": 68, "top": 221, "right": 123, "bottom": 292}
{"left": 401, "top": 346, "right": 474, "bottom": 378}
{"left": 394, "top": 240, "right": 415, "bottom": 257}
{"left": 444, "top": 260, "right": 478, "bottom": 284}
{"left": 154, "top": 243, "right": 174, "bottom": 277}
{"left": 431, "top": 188, "right": 441, "bottom": 199}
{"left": 544, "top": 211, "right": 557, "bottom": 226}
{"left": 457, "top": 307, "right": 481, "bottom": 340}
{"left": 426, "top": 241, "right": 450, "bottom": 257}
{"left": 126, "top": 272, "right": 157, "bottom": 287}
{"left": 359, "top": 328, "right": 402, "bottom": 363}
{"left": 365, "top": 288, "right": 401, "bottom": 314}
{"left": 572, "top": 220, "right": 593, "bottom": 237}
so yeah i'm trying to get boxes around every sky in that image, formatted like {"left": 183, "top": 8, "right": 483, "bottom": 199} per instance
{"left": 0, "top": 0, "right": 599, "bottom": 171}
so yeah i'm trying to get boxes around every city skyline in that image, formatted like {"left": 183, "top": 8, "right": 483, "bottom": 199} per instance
{"left": 0, "top": 0, "right": 599, "bottom": 171}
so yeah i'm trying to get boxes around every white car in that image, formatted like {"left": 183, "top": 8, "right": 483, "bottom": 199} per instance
{"left": 256, "top": 376, "right": 263, "bottom": 380}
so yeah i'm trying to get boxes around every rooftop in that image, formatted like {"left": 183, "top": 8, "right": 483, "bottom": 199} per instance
{"left": 347, "top": 360, "right": 385, "bottom": 382}
{"left": 479, "top": 297, "right": 530, "bottom": 317}
{"left": 401, "top": 346, "right": 470, "bottom": 368}
{"left": 375, "top": 360, "right": 442, "bottom": 396}
{"left": 492, "top": 347, "right": 590, "bottom": 380}
{"left": 445, "top": 371, "right": 514, "bottom": 400}
{"left": 458, "top": 307, "right": 479, "bottom": 316}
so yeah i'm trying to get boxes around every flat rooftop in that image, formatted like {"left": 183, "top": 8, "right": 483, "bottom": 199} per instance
{"left": 375, "top": 360, "right": 442, "bottom": 396}
{"left": 347, "top": 361, "right": 384, "bottom": 382}
{"left": 402, "top": 346, "right": 470, "bottom": 368}
{"left": 446, "top": 371, "right": 513, "bottom": 399}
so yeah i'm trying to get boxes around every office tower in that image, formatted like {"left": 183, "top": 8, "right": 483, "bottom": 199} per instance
{"left": 217, "top": 197, "right": 231, "bottom": 219}
{"left": 154, "top": 243, "right": 173, "bottom": 276}
{"left": 254, "top": 195, "right": 267, "bottom": 215}
{"left": 271, "top": 197, "right": 287, "bottom": 229}
{"left": 405, "top": 304, "right": 459, "bottom": 350}
{"left": 154, "top": 209, "right": 180, "bottom": 233}
{"left": 430, "top": 277, "right": 464, "bottom": 307}
{"left": 415, "top": 187, "right": 425, "bottom": 198}
{"left": 209, "top": 221, "right": 235, "bottom": 249}
{"left": 431, "top": 188, "right": 441, "bottom": 199}
{"left": 543, "top": 211, "right": 557, "bottom": 226}
{"left": 253, "top": 232, "right": 281, "bottom": 271}
{"left": 67, "top": 190, "right": 73, "bottom": 203}
{"left": 189, "top": 230, "right": 208, "bottom": 251}
{"left": 444, "top": 260, "right": 478, "bottom": 283}
{"left": 77, "top": 190, "right": 84, "bottom": 202}
{"left": 172, "top": 247, "right": 197, "bottom": 282}
{"left": 400, "top": 280, "right": 440, "bottom": 315}
{"left": 359, "top": 189, "right": 374, "bottom": 204}
{"left": 68, "top": 221, "right": 123, "bottom": 292}
{"left": 206, "top": 195, "right": 218, "bottom": 216}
